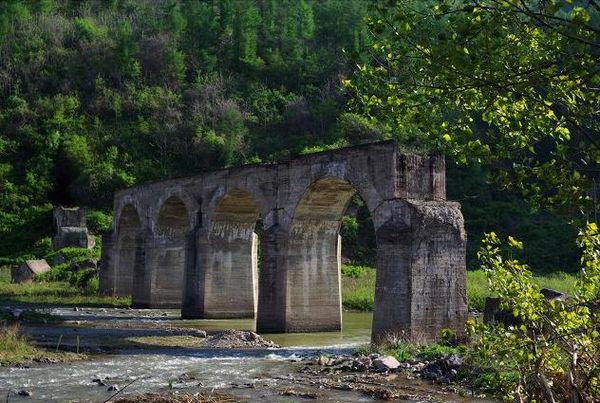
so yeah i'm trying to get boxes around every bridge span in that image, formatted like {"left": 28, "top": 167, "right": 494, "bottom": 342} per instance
{"left": 99, "top": 141, "right": 467, "bottom": 342}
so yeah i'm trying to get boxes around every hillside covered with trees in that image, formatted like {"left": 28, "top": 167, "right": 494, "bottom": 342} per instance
{"left": 0, "top": 0, "right": 582, "bottom": 273}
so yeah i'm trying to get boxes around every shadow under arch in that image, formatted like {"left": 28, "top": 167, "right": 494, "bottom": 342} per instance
{"left": 114, "top": 204, "right": 142, "bottom": 296}
{"left": 284, "top": 177, "right": 362, "bottom": 332}
{"left": 201, "top": 188, "right": 262, "bottom": 318}
{"left": 148, "top": 195, "right": 192, "bottom": 308}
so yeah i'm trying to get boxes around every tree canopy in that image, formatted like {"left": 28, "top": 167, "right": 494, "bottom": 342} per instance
{"left": 348, "top": 0, "right": 599, "bottom": 218}
{"left": 0, "top": 0, "right": 586, "bottom": 274}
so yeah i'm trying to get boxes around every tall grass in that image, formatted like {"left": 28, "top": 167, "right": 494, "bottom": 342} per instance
{"left": 0, "top": 324, "right": 39, "bottom": 365}
{"left": 466, "top": 269, "right": 577, "bottom": 311}
{"left": 342, "top": 264, "right": 375, "bottom": 311}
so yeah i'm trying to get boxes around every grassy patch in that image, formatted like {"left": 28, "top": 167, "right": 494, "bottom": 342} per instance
{"left": 0, "top": 324, "right": 40, "bottom": 365}
{"left": 0, "top": 280, "right": 130, "bottom": 307}
{"left": 0, "top": 244, "right": 128, "bottom": 307}
{"left": 341, "top": 265, "right": 578, "bottom": 312}
{"left": 466, "top": 269, "right": 577, "bottom": 311}
{"left": 342, "top": 264, "right": 375, "bottom": 311}
{"left": 0, "top": 324, "right": 84, "bottom": 366}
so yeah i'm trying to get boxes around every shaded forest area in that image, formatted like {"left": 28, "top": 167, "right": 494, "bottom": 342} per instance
{"left": 0, "top": 0, "right": 577, "bottom": 271}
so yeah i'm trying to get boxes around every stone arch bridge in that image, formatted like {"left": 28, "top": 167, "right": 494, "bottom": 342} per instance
{"left": 99, "top": 141, "right": 467, "bottom": 342}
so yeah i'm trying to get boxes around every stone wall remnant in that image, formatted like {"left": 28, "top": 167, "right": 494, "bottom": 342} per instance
{"left": 52, "top": 206, "right": 95, "bottom": 250}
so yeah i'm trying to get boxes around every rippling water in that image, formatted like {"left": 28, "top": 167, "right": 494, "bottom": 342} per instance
{"left": 0, "top": 310, "right": 375, "bottom": 402}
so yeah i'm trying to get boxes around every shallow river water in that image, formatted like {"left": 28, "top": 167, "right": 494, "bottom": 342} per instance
{"left": 0, "top": 308, "right": 489, "bottom": 402}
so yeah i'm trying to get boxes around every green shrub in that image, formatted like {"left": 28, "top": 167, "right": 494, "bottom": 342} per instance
{"left": 86, "top": 210, "right": 113, "bottom": 234}
{"left": 36, "top": 263, "right": 71, "bottom": 282}
{"left": 341, "top": 264, "right": 371, "bottom": 278}
{"left": 417, "top": 343, "right": 460, "bottom": 361}
{"left": 44, "top": 246, "right": 99, "bottom": 264}
{"left": 466, "top": 225, "right": 600, "bottom": 401}
{"left": 388, "top": 344, "right": 417, "bottom": 362}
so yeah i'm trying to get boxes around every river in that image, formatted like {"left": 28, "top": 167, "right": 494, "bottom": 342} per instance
{"left": 0, "top": 308, "right": 491, "bottom": 402}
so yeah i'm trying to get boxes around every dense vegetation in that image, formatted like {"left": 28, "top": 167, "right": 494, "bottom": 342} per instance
{"left": 350, "top": 1, "right": 599, "bottom": 400}
{"left": 0, "top": 0, "right": 584, "bottom": 275}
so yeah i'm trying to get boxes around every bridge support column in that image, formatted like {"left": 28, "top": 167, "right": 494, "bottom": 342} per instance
{"left": 372, "top": 199, "right": 467, "bottom": 344}
{"left": 285, "top": 221, "right": 342, "bottom": 332}
{"left": 182, "top": 225, "right": 258, "bottom": 319}
{"left": 256, "top": 219, "right": 342, "bottom": 333}
{"left": 99, "top": 233, "right": 116, "bottom": 295}
{"left": 182, "top": 230, "right": 206, "bottom": 318}
{"left": 256, "top": 225, "right": 288, "bottom": 332}
{"left": 131, "top": 231, "right": 153, "bottom": 308}
{"left": 205, "top": 229, "right": 258, "bottom": 318}
{"left": 132, "top": 231, "right": 187, "bottom": 308}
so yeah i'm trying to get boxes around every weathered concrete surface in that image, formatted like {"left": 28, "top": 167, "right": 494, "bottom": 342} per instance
{"left": 52, "top": 206, "right": 95, "bottom": 249}
{"left": 100, "top": 140, "right": 467, "bottom": 342}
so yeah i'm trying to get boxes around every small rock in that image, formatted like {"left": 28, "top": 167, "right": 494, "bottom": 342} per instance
{"left": 282, "top": 388, "right": 317, "bottom": 399}
{"left": 372, "top": 355, "right": 401, "bottom": 371}
{"left": 317, "top": 355, "right": 334, "bottom": 366}
{"left": 437, "top": 376, "right": 451, "bottom": 384}
{"left": 107, "top": 384, "right": 119, "bottom": 392}
{"left": 76, "top": 258, "right": 98, "bottom": 271}
{"left": 11, "top": 309, "right": 23, "bottom": 321}
{"left": 190, "top": 329, "right": 207, "bottom": 338}
{"left": 444, "top": 354, "right": 462, "bottom": 370}
{"left": 540, "top": 288, "right": 566, "bottom": 300}
{"left": 352, "top": 356, "right": 371, "bottom": 371}
{"left": 17, "top": 390, "right": 32, "bottom": 396}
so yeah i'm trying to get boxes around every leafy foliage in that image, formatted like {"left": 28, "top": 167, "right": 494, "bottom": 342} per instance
{"left": 466, "top": 223, "right": 600, "bottom": 401}
{"left": 0, "top": 0, "right": 584, "bottom": 276}
{"left": 348, "top": 0, "right": 599, "bottom": 217}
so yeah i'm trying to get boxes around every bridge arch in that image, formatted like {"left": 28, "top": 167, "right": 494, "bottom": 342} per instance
{"left": 156, "top": 195, "right": 193, "bottom": 236}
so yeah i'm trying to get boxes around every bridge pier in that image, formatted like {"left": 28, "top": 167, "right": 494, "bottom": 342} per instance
{"left": 256, "top": 225, "right": 288, "bottom": 332}
{"left": 183, "top": 189, "right": 260, "bottom": 319}
{"left": 371, "top": 199, "right": 467, "bottom": 343}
